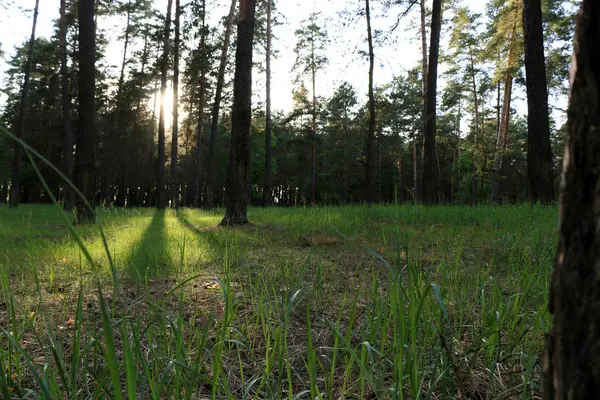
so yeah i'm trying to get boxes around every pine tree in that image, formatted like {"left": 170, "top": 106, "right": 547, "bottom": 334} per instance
{"left": 73, "top": 0, "right": 96, "bottom": 223}
{"left": 421, "top": 0, "right": 443, "bottom": 204}
{"left": 523, "top": 0, "right": 555, "bottom": 204}
{"left": 221, "top": 0, "right": 257, "bottom": 225}
{"left": 205, "top": 0, "right": 237, "bottom": 209}
{"left": 171, "top": 0, "right": 181, "bottom": 208}
{"left": 8, "top": 0, "right": 39, "bottom": 207}
{"left": 292, "top": 12, "right": 329, "bottom": 205}
{"left": 156, "top": 0, "right": 173, "bottom": 209}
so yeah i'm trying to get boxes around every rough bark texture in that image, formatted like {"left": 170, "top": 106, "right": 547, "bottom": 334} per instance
{"left": 365, "top": 0, "right": 376, "bottom": 204}
{"left": 171, "top": 0, "right": 181, "bottom": 208}
{"left": 205, "top": 0, "right": 237, "bottom": 209}
{"left": 193, "top": 0, "right": 207, "bottom": 208}
{"left": 73, "top": 0, "right": 96, "bottom": 223}
{"left": 421, "top": 0, "right": 442, "bottom": 205}
{"left": 156, "top": 0, "right": 173, "bottom": 210}
{"left": 59, "top": 0, "right": 74, "bottom": 210}
{"left": 542, "top": 2, "right": 600, "bottom": 398}
{"left": 523, "top": 0, "right": 555, "bottom": 204}
{"left": 262, "top": 0, "right": 273, "bottom": 207}
{"left": 9, "top": 0, "right": 39, "bottom": 208}
{"left": 221, "top": 0, "right": 256, "bottom": 226}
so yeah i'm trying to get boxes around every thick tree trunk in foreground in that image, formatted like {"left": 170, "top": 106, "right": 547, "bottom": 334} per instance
{"left": 221, "top": 0, "right": 256, "bottom": 226}
{"left": 73, "top": 0, "right": 96, "bottom": 223}
{"left": 365, "top": 0, "right": 376, "bottom": 204}
{"left": 171, "top": 0, "right": 181, "bottom": 208}
{"left": 421, "top": 0, "right": 442, "bottom": 204}
{"left": 156, "top": 0, "right": 173, "bottom": 209}
{"left": 523, "top": 0, "right": 555, "bottom": 204}
{"left": 205, "top": 0, "right": 237, "bottom": 209}
{"left": 59, "top": 0, "right": 74, "bottom": 210}
{"left": 262, "top": 0, "right": 273, "bottom": 207}
{"left": 542, "top": 2, "right": 600, "bottom": 398}
{"left": 9, "top": 0, "right": 39, "bottom": 207}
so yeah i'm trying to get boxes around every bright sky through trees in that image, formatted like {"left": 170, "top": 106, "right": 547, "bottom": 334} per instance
{"left": 0, "top": 0, "right": 481, "bottom": 108}
{"left": 0, "top": 0, "right": 567, "bottom": 126}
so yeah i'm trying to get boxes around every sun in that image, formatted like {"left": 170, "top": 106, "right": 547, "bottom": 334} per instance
{"left": 149, "top": 83, "right": 174, "bottom": 130}
{"left": 161, "top": 85, "right": 174, "bottom": 129}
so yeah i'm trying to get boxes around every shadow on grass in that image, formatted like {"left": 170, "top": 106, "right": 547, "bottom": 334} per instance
{"left": 175, "top": 210, "right": 226, "bottom": 258}
{"left": 127, "top": 209, "right": 170, "bottom": 281}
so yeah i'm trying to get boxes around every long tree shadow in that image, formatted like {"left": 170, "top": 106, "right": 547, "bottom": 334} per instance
{"left": 175, "top": 210, "right": 228, "bottom": 261}
{"left": 127, "top": 209, "right": 170, "bottom": 281}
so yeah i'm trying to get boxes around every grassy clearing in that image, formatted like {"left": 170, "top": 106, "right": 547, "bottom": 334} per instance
{"left": 0, "top": 204, "right": 555, "bottom": 399}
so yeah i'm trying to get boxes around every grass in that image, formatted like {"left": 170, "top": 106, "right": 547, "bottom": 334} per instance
{"left": 0, "top": 203, "right": 555, "bottom": 399}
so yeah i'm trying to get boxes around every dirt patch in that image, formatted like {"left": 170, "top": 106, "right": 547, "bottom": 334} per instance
{"left": 297, "top": 234, "right": 341, "bottom": 247}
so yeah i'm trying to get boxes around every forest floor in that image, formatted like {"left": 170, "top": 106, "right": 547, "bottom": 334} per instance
{"left": 0, "top": 204, "right": 556, "bottom": 399}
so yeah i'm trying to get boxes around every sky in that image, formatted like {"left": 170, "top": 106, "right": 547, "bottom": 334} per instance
{"left": 0, "top": 0, "right": 561, "bottom": 127}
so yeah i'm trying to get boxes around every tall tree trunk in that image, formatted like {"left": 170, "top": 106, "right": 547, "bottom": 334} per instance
{"left": 193, "top": 0, "right": 207, "bottom": 207}
{"left": 115, "top": 6, "right": 131, "bottom": 136}
{"left": 262, "top": 0, "right": 273, "bottom": 207}
{"left": 468, "top": 45, "right": 483, "bottom": 199}
{"left": 523, "top": 0, "right": 555, "bottom": 204}
{"left": 113, "top": 4, "right": 131, "bottom": 207}
{"left": 148, "top": 77, "right": 159, "bottom": 206}
{"left": 542, "top": 2, "right": 600, "bottom": 397}
{"left": 8, "top": 0, "right": 39, "bottom": 207}
{"left": 205, "top": 0, "right": 237, "bottom": 209}
{"left": 171, "top": 0, "right": 181, "bottom": 208}
{"left": 397, "top": 144, "right": 402, "bottom": 202}
{"left": 365, "top": 0, "right": 376, "bottom": 204}
{"left": 416, "top": 0, "right": 427, "bottom": 203}
{"left": 131, "top": 26, "right": 150, "bottom": 207}
{"left": 412, "top": 130, "right": 418, "bottom": 201}
{"left": 156, "top": 0, "right": 173, "bottom": 210}
{"left": 221, "top": 0, "right": 256, "bottom": 226}
{"left": 59, "top": 0, "right": 74, "bottom": 210}
{"left": 491, "top": 6, "right": 519, "bottom": 203}
{"left": 421, "top": 0, "right": 442, "bottom": 204}
{"left": 310, "top": 37, "right": 317, "bottom": 206}
{"left": 73, "top": 0, "right": 96, "bottom": 223}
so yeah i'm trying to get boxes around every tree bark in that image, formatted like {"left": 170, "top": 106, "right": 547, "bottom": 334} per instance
{"left": 365, "top": 0, "right": 376, "bottom": 204}
{"left": 221, "top": 0, "right": 256, "bottom": 226}
{"left": 523, "top": 0, "right": 555, "bottom": 204}
{"left": 114, "top": 4, "right": 131, "bottom": 208}
{"left": 73, "top": 0, "right": 96, "bottom": 223}
{"left": 310, "top": 34, "right": 317, "bottom": 206}
{"left": 491, "top": 5, "right": 519, "bottom": 203}
{"left": 8, "top": 0, "right": 39, "bottom": 207}
{"left": 131, "top": 25, "right": 151, "bottom": 208}
{"left": 542, "top": 2, "right": 600, "bottom": 398}
{"left": 193, "top": 0, "right": 207, "bottom": 208}
{"left": 205, "top": 0, "right": 237, "bottom": 209}
{"left": 262, "top": 0, "right": 273, "bottom": 207}
{"left": 415, "top": 0, "right": 427, "bottom": 203}
{"left": 171, "top": 0, "right": 181, "bottom": 208}
{"left": 421, "top": 0, "right": 442, "bottom": 204}
{"left": 156, "top": 0, "right": 173, "bottom": 210}
{"left": 115, "top": 5, "right": 131, "bottom": 138}
{"left": 59, "top": 0, "right": 74, "bottom": 210}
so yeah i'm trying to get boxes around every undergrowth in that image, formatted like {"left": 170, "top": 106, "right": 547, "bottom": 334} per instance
{"left": 0, "top": 204, "right": 555, "bottom": 399}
